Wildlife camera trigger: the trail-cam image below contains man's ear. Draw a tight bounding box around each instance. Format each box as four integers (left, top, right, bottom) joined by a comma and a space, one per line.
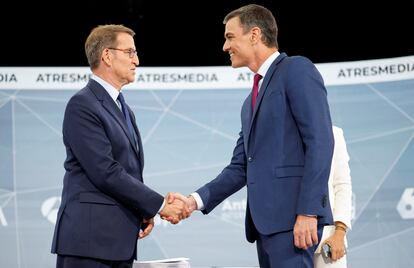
250, 26, 261, 44
101, 48, 112, 65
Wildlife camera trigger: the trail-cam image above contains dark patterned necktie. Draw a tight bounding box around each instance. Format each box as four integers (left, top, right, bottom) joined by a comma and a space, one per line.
117, 92, 135, 139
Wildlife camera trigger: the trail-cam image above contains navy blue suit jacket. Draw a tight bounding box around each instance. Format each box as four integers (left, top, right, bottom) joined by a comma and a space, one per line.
51, 79, 164, 260
196, 53, 334, 242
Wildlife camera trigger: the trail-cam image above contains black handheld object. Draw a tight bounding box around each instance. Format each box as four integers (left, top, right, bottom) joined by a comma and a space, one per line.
322, 243, 332, 259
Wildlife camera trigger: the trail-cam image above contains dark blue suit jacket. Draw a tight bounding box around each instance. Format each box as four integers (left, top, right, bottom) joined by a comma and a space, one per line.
196, 53, 334, 242
51, 79, 164, 260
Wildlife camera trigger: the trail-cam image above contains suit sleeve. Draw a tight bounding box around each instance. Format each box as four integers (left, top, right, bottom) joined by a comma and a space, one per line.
285, 57, 335, 217
196, 130, 247, 214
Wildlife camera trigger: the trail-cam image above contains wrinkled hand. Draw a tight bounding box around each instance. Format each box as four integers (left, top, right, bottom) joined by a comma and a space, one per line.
159, 193, 190, 224
323, 229, 346, 261
293, 215, 318, 249
139, 218, 154, 239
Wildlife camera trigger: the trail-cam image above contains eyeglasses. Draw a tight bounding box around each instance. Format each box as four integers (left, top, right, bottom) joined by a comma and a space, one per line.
107, 47, 137, 58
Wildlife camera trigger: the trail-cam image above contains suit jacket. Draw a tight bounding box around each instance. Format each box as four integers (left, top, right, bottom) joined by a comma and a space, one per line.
196, 53, 334, 242
51, 79, 164, 260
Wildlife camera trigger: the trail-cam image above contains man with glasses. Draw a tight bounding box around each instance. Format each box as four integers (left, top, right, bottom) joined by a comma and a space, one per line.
51, 24, 189, 268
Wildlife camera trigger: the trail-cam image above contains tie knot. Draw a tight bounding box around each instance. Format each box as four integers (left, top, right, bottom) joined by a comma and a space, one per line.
254, 74, 262, 86
117, 92, 126, 103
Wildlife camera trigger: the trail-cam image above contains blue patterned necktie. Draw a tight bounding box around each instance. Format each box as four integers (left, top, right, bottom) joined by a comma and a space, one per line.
117, 92, 135, 139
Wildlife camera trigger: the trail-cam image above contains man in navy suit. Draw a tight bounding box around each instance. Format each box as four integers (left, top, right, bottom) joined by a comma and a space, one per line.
169, 4, 334, 268
51, 24, 189, 268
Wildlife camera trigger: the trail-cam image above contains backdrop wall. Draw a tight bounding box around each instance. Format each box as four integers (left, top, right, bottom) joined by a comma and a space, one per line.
1, 55, 414, 267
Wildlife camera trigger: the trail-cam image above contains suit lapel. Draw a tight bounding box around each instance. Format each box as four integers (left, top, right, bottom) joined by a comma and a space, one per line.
241, 96, 253, 154
244, 53, 287, 152
88, 80, 141, 159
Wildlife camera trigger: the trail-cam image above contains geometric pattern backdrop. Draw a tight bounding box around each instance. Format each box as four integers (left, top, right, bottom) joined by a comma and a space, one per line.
0, 78, 413, 267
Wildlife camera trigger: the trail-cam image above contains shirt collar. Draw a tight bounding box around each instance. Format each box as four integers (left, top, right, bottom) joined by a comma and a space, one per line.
257, 51, 280, 78
91, 74, 121, 104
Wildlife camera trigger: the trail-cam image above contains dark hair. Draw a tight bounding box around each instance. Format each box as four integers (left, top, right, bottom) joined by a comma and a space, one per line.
224, 4, 278, 48
85, 24, 135, 70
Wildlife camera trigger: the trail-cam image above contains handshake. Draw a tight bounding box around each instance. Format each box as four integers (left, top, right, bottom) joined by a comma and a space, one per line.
159, 193, 197, 224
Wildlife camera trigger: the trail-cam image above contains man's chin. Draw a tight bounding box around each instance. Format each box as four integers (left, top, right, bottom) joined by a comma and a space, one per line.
231, 62, 242, 68
127, 76, 136, 83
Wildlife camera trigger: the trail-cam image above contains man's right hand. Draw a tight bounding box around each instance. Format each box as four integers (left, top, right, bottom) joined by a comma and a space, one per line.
159, 194, 191, 224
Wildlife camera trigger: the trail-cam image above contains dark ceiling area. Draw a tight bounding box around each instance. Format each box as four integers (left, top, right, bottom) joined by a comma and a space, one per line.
2, 0, 414, 67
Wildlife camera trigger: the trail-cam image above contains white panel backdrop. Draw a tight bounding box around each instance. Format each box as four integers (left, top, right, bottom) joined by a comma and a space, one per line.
0, 56, 414, 267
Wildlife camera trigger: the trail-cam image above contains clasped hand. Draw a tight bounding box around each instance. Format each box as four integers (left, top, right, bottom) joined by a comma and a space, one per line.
159, 192, 197, 224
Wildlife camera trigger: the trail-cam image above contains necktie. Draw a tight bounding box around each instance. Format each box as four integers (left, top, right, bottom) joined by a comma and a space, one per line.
251, 73, 262, 109
117, 92, 135, 139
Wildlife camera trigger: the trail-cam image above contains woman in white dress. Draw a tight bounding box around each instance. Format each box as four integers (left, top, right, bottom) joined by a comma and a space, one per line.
314, 126, 353, 268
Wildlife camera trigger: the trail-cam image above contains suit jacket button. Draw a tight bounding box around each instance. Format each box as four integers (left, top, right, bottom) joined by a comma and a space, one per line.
248, 156, 253, 162
322, 196, 328, 207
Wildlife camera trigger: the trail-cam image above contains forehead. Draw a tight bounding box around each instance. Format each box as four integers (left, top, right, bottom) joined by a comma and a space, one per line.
116, 32, 135, 46
225, 17, 244, 35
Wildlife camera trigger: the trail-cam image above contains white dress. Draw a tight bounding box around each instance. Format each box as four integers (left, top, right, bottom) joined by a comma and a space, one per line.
314, 126, 353, 268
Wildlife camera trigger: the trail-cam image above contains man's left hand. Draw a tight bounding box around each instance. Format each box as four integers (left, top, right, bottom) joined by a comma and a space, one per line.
293, 214, 318, 249
139, 218, 154, 239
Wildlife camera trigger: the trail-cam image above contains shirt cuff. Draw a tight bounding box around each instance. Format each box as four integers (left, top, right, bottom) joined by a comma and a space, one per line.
190, 193, 204, 210
157, 199, 166, 214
